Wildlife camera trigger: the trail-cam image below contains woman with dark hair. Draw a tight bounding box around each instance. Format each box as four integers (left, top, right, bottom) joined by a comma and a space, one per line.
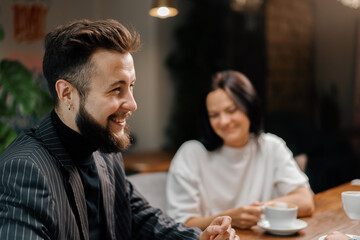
166, 70, 314, 230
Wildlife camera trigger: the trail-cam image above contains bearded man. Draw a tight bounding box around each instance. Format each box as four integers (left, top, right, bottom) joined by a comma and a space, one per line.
0, 19, 239, 240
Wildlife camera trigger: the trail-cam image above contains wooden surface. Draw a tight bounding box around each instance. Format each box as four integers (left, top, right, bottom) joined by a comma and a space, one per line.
236, 182, 360, 240
123, 151, 173, 173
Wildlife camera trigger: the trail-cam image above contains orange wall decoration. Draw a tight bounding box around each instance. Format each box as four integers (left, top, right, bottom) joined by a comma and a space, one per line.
12, 3, 49, 43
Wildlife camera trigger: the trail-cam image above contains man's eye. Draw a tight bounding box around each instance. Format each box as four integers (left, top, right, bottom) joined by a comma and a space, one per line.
112, 87, 121, 92
209, 114, 218, 118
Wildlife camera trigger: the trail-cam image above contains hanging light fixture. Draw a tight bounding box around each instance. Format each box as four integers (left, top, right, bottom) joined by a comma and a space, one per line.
337, 0, 360, 9
149, 0, 178, 19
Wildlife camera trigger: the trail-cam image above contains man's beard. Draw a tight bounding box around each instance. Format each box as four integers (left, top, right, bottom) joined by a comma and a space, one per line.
76, 103, 131, 153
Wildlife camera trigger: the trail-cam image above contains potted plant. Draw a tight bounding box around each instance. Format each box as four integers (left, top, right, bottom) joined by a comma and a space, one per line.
0, 58, 52, 153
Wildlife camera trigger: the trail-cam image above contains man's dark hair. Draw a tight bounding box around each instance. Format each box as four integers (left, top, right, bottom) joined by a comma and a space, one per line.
43, 19, 140, 106
199, 70, 263, 151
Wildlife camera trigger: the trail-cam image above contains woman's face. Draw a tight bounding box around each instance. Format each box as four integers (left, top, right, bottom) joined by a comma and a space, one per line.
206, 89, 250, 148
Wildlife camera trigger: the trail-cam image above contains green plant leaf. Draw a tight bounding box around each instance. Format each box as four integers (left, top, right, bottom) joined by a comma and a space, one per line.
0, 122, 18, 153
0, 59, 52, 154
0, 59, 42, 116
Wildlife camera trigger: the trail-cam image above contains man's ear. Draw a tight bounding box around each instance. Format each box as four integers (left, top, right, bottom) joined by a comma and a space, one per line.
55, 79, 75, 106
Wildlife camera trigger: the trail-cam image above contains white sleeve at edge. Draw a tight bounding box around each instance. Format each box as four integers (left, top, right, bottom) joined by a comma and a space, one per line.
166, 141, 203, 223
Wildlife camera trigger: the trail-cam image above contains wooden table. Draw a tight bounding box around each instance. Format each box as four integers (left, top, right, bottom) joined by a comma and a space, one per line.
236, 182, 360, 240
123, 151, 173, 174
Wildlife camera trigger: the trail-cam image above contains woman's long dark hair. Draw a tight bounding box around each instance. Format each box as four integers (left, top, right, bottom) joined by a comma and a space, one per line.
198, 70, 263, 151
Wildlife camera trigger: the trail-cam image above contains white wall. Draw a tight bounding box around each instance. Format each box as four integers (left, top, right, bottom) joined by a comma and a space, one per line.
0, 0, 178, 152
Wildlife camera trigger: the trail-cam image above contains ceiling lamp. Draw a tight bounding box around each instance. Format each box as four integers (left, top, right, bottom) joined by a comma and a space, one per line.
338, 0, 360, 9
149, 0, 178, 19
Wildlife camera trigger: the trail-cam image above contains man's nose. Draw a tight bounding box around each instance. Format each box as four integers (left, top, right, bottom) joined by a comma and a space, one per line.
122, 91, 137, 112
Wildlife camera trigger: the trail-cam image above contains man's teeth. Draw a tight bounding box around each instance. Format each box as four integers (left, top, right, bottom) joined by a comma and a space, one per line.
113, 119, 125, 123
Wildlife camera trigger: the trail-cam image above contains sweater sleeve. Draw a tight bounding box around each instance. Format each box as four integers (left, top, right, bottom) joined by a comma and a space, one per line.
267, 134, 311, 196
166, 141, 205, 223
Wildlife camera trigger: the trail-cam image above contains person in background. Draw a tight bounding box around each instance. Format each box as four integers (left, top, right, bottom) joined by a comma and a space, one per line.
166, 70, 315, 230
324, 231, 352, 240
0, 19, 239, 240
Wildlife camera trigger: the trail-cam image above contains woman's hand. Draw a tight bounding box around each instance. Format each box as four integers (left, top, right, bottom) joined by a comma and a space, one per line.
199, 216, 240, 240
186, 202, 263, 230
269, 186, 315, 217
225, 202, 263, 229
324, 231, 351, 240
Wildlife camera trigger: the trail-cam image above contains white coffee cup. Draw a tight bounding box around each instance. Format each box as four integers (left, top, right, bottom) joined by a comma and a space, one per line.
263, 202, 298, 228
342, 191, 360, 220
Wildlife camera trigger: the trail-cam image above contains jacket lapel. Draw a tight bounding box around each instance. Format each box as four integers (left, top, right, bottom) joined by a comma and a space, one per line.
37, 114, 89, 240
67, 168, 89, 240
93, 152, 115, 240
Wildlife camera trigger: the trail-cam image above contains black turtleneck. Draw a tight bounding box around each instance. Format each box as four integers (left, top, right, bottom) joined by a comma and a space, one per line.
51, 110, 106, 240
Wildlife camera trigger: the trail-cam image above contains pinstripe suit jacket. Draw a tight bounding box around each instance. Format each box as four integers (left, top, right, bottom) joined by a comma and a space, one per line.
0, 115, 201, 240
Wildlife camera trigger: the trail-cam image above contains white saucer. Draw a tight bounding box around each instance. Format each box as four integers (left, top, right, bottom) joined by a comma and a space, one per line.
318, 234, 360, 240
257, 219, 308, 236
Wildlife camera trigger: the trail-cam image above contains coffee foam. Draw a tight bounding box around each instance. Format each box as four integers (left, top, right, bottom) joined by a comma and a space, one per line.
267, 202, 297, 209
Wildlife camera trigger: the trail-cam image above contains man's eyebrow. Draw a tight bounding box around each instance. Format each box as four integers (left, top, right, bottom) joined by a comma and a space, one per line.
108, 80, 127, 89
107, 78, 136, 90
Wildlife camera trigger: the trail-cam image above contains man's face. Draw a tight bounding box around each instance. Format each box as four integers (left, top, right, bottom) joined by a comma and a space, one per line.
75, 49, 137, 153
